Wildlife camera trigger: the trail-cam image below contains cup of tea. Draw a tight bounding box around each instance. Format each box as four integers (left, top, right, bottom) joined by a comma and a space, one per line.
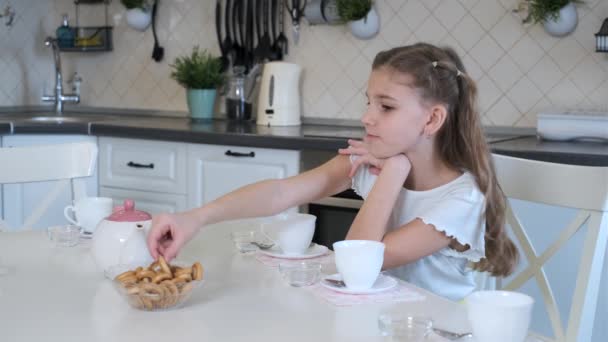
333, 240, 385, 291
261, 213, 316, 255
466, 290, 534, 342
64, 197, 113, 233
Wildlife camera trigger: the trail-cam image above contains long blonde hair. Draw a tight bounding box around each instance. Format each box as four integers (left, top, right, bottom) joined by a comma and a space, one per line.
372, 43, 518, 276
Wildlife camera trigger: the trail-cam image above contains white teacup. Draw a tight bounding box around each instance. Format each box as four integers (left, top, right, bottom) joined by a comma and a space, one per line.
333, 240, 385, 291
64, 197, 113, 233
261, 213, 316, 255
466, 290, 534, 342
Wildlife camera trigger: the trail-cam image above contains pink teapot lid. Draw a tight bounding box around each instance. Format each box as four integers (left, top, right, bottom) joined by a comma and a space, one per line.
106, 199, 152, 222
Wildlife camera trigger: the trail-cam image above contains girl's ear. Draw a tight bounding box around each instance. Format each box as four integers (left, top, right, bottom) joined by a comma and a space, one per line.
424, 104, 448, 136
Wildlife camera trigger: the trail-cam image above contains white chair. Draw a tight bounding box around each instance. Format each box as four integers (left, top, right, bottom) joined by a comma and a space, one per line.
0, 142, 97, 231
493, 153, 608, 342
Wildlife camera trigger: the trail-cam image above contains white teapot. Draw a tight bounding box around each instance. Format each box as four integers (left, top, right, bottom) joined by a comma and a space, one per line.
91, 199, 154, 273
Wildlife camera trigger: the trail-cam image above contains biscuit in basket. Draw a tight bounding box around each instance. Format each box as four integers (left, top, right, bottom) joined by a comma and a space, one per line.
113, 258, 204, 310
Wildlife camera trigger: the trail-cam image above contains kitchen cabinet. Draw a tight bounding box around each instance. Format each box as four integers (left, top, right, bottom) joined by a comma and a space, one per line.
1, 134, 98, 230
187, 144, 300, 210
98, 137, 300, 216
98, 137, 187, 215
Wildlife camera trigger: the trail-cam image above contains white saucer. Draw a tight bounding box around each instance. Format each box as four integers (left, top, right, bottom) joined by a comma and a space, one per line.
460, 334, 542, 342
320, 273, 398, 294
259, 243, 329, 259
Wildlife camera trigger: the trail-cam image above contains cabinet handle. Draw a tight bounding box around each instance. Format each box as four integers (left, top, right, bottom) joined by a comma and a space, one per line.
225, 150, 255, 158
127, 161, 155, 169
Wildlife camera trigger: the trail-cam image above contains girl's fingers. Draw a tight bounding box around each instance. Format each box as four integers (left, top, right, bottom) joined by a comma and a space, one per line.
347, 139, 364, 147
370, 166, 381, 175
349, 156, 369, 177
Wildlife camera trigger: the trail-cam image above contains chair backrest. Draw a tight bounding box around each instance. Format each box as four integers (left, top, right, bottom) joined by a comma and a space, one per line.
0, 142, 97, 230
493, 153, 608, 342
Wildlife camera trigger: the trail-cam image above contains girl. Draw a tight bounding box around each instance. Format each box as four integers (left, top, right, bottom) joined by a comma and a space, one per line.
147, 42, 518, 301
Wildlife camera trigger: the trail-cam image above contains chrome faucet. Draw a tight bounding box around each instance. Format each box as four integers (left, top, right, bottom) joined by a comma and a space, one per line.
42, 37, 81, 115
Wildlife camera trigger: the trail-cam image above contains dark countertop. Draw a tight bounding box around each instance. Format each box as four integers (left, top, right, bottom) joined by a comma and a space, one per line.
0, 110, 605, 166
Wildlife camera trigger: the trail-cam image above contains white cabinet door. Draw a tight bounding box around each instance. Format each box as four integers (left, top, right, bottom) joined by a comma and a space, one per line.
187, 144, 299, 209
1, 135, 98, 230
100, 187, 187, 215
99, 137, 187, 195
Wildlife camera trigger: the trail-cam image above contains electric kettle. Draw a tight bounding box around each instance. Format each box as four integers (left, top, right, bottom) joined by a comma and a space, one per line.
256, 62, 302, 126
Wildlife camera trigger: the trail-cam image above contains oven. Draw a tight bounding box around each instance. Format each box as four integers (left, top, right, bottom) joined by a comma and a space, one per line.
308, 188, 362, 250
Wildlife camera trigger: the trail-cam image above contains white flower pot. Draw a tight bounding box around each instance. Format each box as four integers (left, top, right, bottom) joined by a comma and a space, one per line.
349, 6, 380, 40
543, 2, 578, 37
126, 8, 152, 31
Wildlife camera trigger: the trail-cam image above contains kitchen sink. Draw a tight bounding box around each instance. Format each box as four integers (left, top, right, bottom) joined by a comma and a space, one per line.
0, 114, 111, 124
22, 116, 94, 123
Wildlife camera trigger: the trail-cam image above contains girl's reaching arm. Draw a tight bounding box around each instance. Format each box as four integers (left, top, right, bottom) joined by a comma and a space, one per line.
148, 154, 353, 260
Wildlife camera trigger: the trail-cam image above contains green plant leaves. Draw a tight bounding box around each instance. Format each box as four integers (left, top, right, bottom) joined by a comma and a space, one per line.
169, 46, 225, 90
336, 0, 372, 22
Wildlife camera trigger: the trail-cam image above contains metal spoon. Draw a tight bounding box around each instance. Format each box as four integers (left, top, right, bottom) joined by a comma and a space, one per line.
432, 327, 473, 340
322, 278, 346, 287
251, 241, 274, 249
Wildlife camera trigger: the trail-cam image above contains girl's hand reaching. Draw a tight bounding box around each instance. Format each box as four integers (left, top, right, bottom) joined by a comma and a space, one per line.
147, 211, 201, 262
338, 139, 385, 177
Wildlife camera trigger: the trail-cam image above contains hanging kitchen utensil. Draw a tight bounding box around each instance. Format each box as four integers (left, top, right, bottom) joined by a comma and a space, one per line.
215, 0, 229, 71
223, 0, 236, 67
254, 0, 272, 63
286, 0, 306, 44
231, 0, 240, 65
245, 0, 255, 70
151, 0, 164, 62
268, 0, 281, 60
274, 0, 288, 55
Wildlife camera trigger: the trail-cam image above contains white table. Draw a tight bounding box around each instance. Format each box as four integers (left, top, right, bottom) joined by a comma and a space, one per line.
0, 221, 469, 342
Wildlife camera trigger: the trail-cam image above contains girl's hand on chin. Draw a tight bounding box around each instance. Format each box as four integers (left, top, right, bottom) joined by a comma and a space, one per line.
384, 154, 412, 177
338, 139, 385, 177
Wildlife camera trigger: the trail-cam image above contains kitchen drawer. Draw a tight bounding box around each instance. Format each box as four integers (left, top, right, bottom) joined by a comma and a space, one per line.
99, 137, 187, 194
187, 144, 299, 208
100, 187, 188, 214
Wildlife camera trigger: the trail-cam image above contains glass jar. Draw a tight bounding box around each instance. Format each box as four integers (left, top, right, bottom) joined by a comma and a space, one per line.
225, 66, 252, 121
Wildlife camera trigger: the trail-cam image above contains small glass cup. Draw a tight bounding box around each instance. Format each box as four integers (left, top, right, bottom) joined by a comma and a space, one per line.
47, 225, 82, 247
378, 313, 433, 341
230, 231, 257, 253
278, 261, 322, 287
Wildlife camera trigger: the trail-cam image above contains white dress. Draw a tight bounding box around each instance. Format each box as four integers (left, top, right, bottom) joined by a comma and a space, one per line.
351, 158, 486, 301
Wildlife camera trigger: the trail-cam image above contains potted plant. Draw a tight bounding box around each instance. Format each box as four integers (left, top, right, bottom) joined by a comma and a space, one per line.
170, 46, 225, 121
526, 0, 583, 37
336, 0, 379, 40
121, 0, 152, 31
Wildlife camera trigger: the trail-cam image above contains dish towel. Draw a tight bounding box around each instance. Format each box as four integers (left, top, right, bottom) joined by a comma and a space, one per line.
255, 251, 334, 267
307, 279, 425, 306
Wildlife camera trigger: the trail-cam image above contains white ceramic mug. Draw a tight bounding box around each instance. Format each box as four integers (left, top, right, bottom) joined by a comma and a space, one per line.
64, 197, 113, 233
333, 240, 385, 291
261, 213, 316, 255
466, 290, 534, 342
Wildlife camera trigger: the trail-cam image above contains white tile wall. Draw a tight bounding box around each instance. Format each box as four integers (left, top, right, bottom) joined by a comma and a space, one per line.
0, 0, 607, 126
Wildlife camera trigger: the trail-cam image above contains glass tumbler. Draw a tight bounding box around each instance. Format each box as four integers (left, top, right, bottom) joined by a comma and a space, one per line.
378, 313, 433, 341
230, 231, 257, 253
278, 261, 322, 287
47, 225, 82, 247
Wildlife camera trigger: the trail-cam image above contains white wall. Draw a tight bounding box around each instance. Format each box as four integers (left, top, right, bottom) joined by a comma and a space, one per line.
0, 0, 607, 126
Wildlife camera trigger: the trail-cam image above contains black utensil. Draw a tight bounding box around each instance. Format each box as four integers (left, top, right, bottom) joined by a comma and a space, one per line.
223, 0, 235, 66
274, 0, 288, 56
232, 0, 244, 66
151, 0, 164, 62
215, 0, 228, 70
268, 0, 281, 60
